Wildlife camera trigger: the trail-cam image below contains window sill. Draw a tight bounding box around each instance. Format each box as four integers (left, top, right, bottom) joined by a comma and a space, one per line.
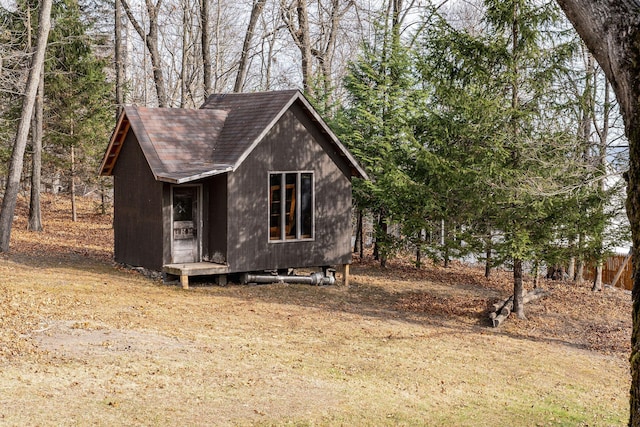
268, 238, 315, 244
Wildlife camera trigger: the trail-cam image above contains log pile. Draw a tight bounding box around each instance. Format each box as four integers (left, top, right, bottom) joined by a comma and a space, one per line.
489, 288, 547, 327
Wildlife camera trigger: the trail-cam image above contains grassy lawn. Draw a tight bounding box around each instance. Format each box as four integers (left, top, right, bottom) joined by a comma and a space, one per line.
0, 196, 630, 426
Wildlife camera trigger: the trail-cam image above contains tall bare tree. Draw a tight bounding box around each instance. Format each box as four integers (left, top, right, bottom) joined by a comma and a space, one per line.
281, 0, 313, 95
114, 0, 126, 116
311, 0, 353, 109
28, 69, 44, 232
120, 0, 168, 107
553, 1, 640, 423
234, 0, 267, 92
200, 0, 212, 98
180, 0, 198, 107
0, 0, 52, 252
591, 67, 614, 292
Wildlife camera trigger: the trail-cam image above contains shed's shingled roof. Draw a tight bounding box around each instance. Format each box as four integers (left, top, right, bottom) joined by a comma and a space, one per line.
99, 90, 368, 183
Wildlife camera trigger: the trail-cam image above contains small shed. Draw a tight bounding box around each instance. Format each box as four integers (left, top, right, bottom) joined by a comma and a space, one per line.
99, 90, 367, 287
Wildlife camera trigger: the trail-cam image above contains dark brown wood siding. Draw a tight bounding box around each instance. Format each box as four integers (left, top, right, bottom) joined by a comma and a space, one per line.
161, 183, 171, 266
112, 131, 164, 270
205, 174, 228, 263
226, 103, 353, 273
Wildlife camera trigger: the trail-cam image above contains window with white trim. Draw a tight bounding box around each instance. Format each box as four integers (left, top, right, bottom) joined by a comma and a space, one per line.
269, 172, 313, 241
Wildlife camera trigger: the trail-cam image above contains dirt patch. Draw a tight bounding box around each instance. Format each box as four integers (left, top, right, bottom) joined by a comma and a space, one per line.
34, 320, 188, 359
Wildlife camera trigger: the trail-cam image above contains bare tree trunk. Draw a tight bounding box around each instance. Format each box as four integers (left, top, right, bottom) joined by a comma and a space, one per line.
373, 209, 388, 268
180, 0, 190, 108
114, 0, 125, 117
575, 257, 584, 285
485, 238, 492, 278
380, 217, 388, 269
28, 68, 44, 232
261, 22, 278, 90
441, 219, 449, 268
353, 208, 361, 254
574, 234, 584, 284
415, 231, 421, 268
99, 179, 107, 215
591, 52, 611, 294
576, 50, 595, 288
373, 215, 379, 261
309, 0, 351, 110
567, 256, 575, 281
234, 0, 267, 93
592, 261, 603, 292
0, 0, 52, 252
296, 0, 312, 95
512, 258, 525, 319
200, 0, 211, 98
70, 145, 77, 222
121, 0, 168, 107
281, 0, 313, 96
213, 1, 221, 91
358, 211, 364, 259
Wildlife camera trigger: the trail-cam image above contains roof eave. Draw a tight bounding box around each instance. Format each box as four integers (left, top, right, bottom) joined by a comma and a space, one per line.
156, 166, 233, 184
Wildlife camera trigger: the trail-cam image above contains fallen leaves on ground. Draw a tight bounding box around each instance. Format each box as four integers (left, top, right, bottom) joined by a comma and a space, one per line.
353, 254, 631, 357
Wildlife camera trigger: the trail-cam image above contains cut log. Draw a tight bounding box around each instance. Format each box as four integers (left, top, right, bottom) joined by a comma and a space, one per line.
523, 288, 547, 303
492, 313, 509, 328
492, 295, 513, 312
489, 288, 548, 328
500, 302, 512, 316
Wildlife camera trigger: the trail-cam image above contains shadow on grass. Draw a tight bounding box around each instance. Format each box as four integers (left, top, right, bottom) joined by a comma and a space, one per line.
3, 248, 627, 357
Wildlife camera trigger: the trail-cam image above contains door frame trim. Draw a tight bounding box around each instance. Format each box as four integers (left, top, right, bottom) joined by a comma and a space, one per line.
170, 184, 203, 263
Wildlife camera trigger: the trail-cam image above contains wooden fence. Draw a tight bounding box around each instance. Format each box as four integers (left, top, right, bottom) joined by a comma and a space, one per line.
584, 253, 633, 290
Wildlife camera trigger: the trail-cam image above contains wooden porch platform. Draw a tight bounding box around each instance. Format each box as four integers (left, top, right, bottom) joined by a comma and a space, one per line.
163, 262, 230, 289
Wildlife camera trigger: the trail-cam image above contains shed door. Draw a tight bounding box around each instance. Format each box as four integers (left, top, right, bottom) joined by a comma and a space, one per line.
171, 186, 200, 263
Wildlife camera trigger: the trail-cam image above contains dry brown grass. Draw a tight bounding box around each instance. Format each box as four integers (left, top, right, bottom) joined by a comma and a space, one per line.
0, 194, 630, 426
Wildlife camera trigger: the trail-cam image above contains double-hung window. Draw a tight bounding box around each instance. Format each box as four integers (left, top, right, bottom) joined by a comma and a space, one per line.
269, 172, 313, 241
